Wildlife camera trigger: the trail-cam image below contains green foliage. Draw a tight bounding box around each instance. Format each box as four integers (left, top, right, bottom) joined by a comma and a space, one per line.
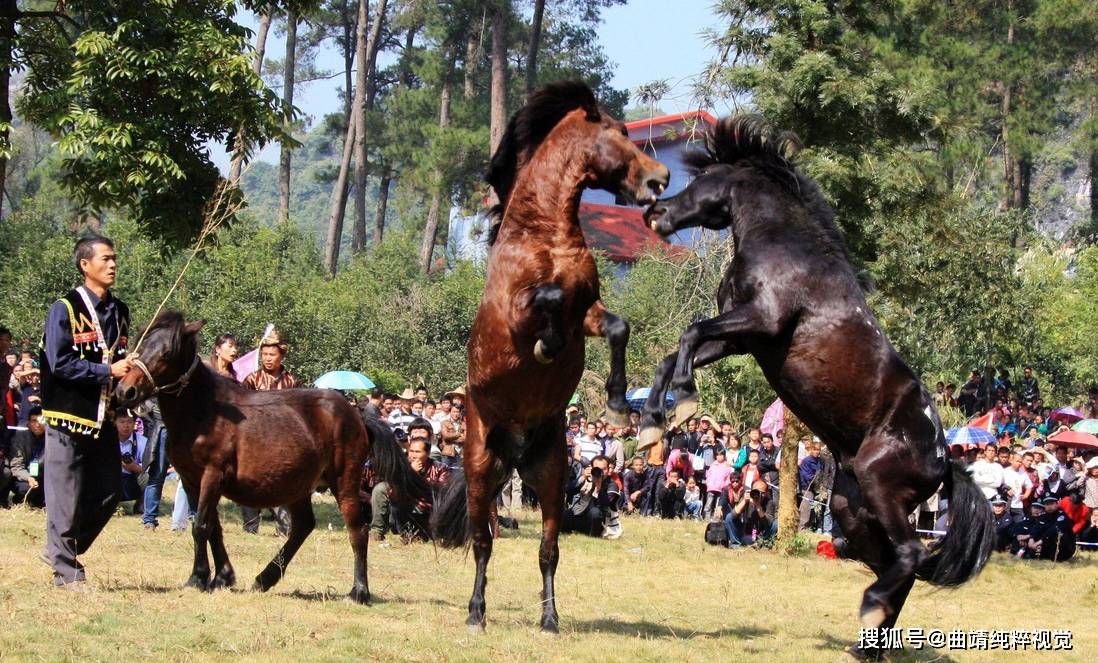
16, 0, 288, 246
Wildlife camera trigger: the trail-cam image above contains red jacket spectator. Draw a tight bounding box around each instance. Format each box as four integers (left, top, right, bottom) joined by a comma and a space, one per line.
1058, 496, 1089, 535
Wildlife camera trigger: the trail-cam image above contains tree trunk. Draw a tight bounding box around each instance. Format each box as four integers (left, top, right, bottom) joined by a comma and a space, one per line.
341, 0, 355, 122
419, 74, 453, 272
775, 415, 804, 550
277, 12, 298, 223
351, 0, 388, 253
489, 1, 509, 155
324, 0, 370, 275
0, 0, 15, 220
524, 0, 545, 97
227, 10, 272, 184
1000, 20, 1015, 210
374, 165, 391, 244
463, 18, 482, 100
1091, 149, 1098, 225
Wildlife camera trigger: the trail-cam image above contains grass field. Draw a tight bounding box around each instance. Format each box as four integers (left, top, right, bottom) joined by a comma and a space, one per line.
1, 482, 1095, 662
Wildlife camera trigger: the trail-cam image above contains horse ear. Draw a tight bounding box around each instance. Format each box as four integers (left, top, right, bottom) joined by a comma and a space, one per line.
184, 320, 206, 336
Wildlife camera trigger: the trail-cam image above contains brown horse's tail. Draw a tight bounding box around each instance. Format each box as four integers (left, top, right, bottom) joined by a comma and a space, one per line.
362, 415, 430, 508
431, 470, 471, 549
915, 460, 994, 587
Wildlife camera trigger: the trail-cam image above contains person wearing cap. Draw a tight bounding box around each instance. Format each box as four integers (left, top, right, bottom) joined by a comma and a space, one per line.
240, 328, 296, 535
387, 388, 416, 430
1024, 496, 1076, 561
989, 496, 1013, 552
443, 385, 465, 410
1010, 500, 1045, 556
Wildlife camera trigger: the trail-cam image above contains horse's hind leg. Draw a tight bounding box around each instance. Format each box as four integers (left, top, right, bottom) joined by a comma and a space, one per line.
848, 450, 930, 660
253, 496, 316, 592
464, 416, 509, 632
583, 300, 631, 427
338, 488, 370, 604
531, 283, 566, 364
518, 416, 568, 633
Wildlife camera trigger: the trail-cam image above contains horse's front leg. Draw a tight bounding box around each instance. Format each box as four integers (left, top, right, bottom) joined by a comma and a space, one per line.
669, 304, 772, 424
529, 283, 566, 364
184, 472, 221, 590
583, 300, 630, 427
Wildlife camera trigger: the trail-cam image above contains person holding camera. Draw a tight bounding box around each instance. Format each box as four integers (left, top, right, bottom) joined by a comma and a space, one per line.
563, 455, 620, 537
656, 468, 687, 519
115, 411, 147, 513
722, 479, 776, 547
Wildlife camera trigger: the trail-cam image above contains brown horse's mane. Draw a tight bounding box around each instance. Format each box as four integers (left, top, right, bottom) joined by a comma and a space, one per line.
143, 310, 187, 352
485, 80, 601, 245
688, 115, 868, 289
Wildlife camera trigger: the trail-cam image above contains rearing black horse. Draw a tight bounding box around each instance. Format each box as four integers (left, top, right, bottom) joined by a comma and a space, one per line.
638, 116, 993, 659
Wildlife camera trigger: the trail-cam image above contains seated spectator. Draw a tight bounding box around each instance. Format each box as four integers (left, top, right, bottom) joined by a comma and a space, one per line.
563, 454, 621, 537
370, 418, 450, 542
116, 410, 147, 513
622, 456, 648, 514
8, 406, 46, 507
704, 449, 733, 519
1010, 501, 1045, 556
1058, 492, 1089, 535
1077, 509, 1098, 548
722, 479, 776, 547
1023, 496, 1076, 562
656, 469, 686, 519
990, 496, 1013, 552
683, 476, 703, 519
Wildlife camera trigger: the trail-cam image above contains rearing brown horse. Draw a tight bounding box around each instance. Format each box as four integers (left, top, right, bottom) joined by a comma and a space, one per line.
432, 81, 669, 633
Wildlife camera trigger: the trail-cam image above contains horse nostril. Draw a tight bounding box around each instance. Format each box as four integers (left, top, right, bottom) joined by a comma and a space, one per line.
646, 178, 667, 196
123, 386, 137, 402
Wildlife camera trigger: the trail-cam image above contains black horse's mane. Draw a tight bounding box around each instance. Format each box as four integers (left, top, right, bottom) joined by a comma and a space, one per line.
688, 115, 866, 287
485, 80, 601, 245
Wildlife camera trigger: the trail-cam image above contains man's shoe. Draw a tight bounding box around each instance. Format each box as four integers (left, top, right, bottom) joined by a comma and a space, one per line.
143, 523, 158, 531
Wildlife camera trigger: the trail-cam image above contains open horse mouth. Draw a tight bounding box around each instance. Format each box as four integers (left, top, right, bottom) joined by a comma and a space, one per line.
643, 203, 669, 234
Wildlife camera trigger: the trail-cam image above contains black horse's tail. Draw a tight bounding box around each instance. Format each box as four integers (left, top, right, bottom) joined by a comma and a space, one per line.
362, 415, 429, 506
431, 470, 471, 549
916, 460, 994, 587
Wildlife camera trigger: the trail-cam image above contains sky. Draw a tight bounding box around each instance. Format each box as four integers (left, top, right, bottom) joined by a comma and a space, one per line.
215, 0, 725, 170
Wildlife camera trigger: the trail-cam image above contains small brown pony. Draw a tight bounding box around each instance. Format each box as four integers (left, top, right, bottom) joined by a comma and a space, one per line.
432, 81, 669, 633
114, 311, 424, 603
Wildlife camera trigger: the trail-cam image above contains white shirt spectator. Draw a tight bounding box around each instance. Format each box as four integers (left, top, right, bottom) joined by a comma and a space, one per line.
576, 435, 603, 462
119, 433, 148, 476
1002, 466, 1033, 510
969, 458, 1005, 500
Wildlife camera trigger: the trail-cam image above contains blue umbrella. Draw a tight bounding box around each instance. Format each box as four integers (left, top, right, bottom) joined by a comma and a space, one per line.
314, 371, 376, 391
626, 387, 674, 412
945, 426, 997, 447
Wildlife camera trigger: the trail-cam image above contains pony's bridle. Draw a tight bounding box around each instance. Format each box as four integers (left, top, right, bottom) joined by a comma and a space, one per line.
131, 354, 201, 396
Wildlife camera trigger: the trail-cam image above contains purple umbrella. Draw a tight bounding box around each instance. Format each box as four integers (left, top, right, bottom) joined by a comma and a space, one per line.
1050, 407, 1085, 425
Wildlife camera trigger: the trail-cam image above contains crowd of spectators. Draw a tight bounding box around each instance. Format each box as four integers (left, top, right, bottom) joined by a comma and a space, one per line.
4, 321, 1097, 561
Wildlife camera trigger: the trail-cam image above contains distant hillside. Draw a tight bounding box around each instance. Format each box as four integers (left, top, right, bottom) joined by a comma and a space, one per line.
239, 127, 387, 254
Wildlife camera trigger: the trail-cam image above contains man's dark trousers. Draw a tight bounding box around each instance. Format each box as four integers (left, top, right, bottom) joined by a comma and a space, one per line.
44, 424, 122, 585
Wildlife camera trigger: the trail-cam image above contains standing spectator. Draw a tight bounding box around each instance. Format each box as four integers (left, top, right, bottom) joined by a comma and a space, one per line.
740, 448, 762, 489
798, 442, 824, 530
757, 433, 780, 491
1083, 457, 1098, 512
139, 402, 171, 530
0, 326, 14, 500
444, 386, 465, 410
968, 443, 1005, 500
240, 329, 296, 536
1019, 366, 1040, 405
574, 422, 603, 463
733, 428, 763, 469
206, 333, 239, 380
40, 233, 134, 589
438, 405, 464, 470
1001, 452, 1034, 523
682, 418, 701, 453
8, 406, 47, 507
603, 428, 625, 474
704, 449, 733, 519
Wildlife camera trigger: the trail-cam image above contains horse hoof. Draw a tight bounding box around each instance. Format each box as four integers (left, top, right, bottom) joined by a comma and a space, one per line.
467, 622, 486, 635
673, 396, 699, 425
209, 571, 236, 590
540, 618, 560, 634
636, 426, 663, 451
183, 575, 209, 591
606, 408, 630, 428
349, 587, 371, 605
533, 340, 554, 364
845, 644, 882, 661
252, 579, 271, 593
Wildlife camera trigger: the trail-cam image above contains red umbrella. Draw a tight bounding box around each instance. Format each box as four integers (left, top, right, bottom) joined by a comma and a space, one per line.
1047, 429, 1098, 451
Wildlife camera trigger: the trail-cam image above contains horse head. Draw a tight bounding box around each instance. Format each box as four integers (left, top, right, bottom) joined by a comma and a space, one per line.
644, 115, 801, 236
114, 311, 204, 407
581, 111, 669, 206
